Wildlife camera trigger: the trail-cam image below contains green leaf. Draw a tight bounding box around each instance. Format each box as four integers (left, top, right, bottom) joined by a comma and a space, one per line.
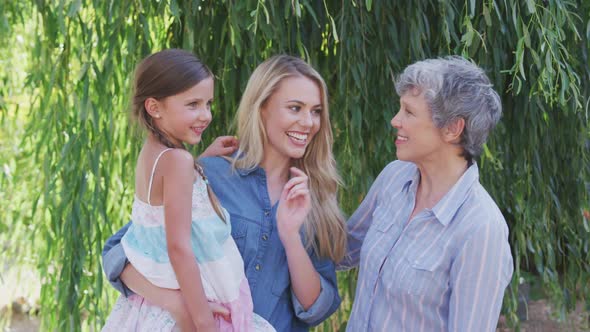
526, 0, 536, 14
67, 0, 82, 17
483, 4, 492, 27
169, 0, 181, 18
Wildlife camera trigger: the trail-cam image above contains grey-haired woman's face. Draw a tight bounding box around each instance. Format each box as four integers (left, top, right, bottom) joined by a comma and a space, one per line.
391, 89, 445, 163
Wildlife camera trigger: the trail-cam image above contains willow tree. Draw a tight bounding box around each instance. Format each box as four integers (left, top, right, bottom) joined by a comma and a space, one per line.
1, 0, 588, 330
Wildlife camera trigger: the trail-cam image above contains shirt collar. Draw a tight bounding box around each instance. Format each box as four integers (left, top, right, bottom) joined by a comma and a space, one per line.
236, 166, 260, 176
226, 151, 261, 177
402, 162, 480, 226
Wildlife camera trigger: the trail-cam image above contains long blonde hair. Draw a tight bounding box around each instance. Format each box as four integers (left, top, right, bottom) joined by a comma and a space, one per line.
232, 55, 346, 261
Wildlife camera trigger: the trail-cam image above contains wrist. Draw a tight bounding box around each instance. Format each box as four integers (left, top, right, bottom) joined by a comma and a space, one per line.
279, 232, 303, 250
193, 314, 216, 330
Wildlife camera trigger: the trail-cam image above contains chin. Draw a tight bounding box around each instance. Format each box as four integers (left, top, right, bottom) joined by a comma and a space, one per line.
395, 151, 411, 162
283, 151, 304, 160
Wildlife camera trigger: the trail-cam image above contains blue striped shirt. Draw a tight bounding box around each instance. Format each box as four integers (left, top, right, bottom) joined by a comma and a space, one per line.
339, 160, 513, 331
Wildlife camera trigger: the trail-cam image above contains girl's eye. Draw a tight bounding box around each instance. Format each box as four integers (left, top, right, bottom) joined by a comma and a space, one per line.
312, 108, 322, 115
289, 105, 301, 112
188, 102, 198, 108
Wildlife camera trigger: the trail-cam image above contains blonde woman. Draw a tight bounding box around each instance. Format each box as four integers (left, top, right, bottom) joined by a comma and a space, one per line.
102, 55, 347, 331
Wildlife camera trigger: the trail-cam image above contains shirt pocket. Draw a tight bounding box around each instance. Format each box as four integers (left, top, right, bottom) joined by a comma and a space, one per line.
229, 215, 248, 255
271, 249, 291, 298
400, 251, 449, 298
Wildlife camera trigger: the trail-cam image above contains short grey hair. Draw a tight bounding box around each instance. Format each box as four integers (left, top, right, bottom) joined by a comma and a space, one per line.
394, 56, 502, 160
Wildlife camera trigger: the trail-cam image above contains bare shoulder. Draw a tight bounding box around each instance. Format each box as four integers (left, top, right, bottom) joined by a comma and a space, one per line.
159, 149, 195, 177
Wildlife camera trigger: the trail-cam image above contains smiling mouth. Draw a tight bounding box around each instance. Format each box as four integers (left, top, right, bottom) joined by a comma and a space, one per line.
286, 131, 309, 142
191, 126, 207, 134
397, 135, 408, 141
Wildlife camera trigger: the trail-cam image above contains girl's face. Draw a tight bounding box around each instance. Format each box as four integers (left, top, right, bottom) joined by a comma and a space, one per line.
155, 77, 214, 146
261, 75, 322, 163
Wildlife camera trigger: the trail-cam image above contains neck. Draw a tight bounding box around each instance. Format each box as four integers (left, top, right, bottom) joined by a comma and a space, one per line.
260, 152, 291, 184
414, 152, 469, 208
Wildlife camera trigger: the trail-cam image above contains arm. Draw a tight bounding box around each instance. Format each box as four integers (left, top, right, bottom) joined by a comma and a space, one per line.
338, 165, 389, 270
163, 150, 216, 331
277, 168, 320, 310
277, 167, 340, 325
198, 136, 238, 158
290, 253, 340, 326
120, 265, 196, 332
116, 263, 230, 330
101, 222, 133, 296
448, 219, 514, 331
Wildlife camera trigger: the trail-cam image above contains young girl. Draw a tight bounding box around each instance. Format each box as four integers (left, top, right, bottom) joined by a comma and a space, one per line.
102, 49, 276, 332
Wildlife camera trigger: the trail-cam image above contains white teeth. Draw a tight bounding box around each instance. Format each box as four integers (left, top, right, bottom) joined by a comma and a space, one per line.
397, 136, 408, 141
287, 132, 308, 141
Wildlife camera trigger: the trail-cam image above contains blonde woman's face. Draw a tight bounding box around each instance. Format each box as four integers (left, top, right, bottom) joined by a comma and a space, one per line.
261, 75, 322, 162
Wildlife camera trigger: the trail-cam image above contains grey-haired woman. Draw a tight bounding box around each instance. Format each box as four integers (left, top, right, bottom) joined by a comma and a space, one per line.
340, 56, 513, 331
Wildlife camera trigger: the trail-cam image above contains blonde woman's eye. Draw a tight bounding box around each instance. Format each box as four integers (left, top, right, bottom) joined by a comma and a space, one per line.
289, 105, 301, 112
312, 108, 322, 115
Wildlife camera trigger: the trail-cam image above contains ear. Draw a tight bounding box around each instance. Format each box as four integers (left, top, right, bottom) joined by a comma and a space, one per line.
443, 118, 465, 144
144, 97, 162, 119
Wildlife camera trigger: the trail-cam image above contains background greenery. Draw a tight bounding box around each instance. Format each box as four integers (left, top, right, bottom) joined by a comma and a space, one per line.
1, 0, 589, 330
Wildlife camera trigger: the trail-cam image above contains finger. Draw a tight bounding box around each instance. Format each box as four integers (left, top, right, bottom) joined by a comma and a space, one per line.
215, 312, 232, 322
220, 145, 237, 155
283, 176, 308, 193
289, 167, 308, 179
286, 183, 309, 198
287, 188, 310, 201
209, 302, 229, 315
209, 303, 231, 322
219, 136, 238, 147
286, 182, 309, 197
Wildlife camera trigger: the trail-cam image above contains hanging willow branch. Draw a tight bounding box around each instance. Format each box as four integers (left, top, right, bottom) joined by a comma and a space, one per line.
1, 0, 588, 330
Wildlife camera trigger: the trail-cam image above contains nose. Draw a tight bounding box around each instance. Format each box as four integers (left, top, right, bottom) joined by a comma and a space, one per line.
199, 106, 212, 123
391, 112, 401, 128
299, 110, 313, 127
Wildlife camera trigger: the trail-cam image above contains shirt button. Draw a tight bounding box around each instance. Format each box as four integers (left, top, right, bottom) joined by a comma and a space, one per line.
255, 264, 261, 271
262, 234, 268, 241
264, 211, 270, 216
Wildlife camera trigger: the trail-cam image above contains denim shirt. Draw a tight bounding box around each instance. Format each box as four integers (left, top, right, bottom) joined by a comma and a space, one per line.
101, 156, 341, 331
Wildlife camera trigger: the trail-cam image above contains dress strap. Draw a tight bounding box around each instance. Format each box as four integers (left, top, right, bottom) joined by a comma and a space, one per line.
147, 148, 174, 205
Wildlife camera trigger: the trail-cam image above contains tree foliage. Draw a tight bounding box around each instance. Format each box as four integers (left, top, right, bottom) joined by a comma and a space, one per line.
1, 0, 589, 330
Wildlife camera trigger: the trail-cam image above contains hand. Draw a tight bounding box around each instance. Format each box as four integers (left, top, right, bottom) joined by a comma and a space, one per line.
209, 302, 231, 323
199, 136, 238, 158
276, 167, 311, 245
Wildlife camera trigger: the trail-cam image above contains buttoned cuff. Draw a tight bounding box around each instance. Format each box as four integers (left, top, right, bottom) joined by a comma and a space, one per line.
102, 242, 135, 297
291, 276, 335, 326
